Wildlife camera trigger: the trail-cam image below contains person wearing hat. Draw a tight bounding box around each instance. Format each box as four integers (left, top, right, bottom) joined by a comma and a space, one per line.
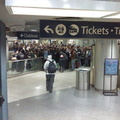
44, 55, 57, 93
59, 54, 66, 72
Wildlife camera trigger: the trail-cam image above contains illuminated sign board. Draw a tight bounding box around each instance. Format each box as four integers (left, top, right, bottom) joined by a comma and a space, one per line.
104, 59, 119, 75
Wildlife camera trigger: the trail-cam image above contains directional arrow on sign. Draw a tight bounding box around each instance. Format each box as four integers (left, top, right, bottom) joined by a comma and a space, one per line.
44, 25, 54, 34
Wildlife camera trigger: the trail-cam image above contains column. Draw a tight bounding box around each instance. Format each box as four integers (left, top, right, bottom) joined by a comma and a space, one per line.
94, 39, 119, 90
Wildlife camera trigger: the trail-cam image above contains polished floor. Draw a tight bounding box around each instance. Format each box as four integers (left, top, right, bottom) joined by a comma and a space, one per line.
8, 70, 120, 120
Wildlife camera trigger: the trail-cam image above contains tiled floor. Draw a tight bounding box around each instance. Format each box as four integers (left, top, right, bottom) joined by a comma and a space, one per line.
8, 70, 76, 103
8, 70, 120, 120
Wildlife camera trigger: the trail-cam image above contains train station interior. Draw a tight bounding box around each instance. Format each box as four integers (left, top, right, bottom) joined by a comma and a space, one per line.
1, 0, 120, 120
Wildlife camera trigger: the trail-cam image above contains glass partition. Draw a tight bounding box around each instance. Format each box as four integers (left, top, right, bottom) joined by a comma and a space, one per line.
7, 57, 43, 78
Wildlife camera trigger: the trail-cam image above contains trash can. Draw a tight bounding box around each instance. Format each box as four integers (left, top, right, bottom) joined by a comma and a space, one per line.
76, 67, 90, 90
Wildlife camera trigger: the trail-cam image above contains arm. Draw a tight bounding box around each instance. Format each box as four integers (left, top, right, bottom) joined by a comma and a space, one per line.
44, 61, 49, 71
53, 60, 57, 68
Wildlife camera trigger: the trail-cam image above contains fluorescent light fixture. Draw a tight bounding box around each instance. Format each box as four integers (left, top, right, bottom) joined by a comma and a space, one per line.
63, 4, 71, 8
63, 0, 68, 2
11, 7, 116, 18
104, 14, 120, 19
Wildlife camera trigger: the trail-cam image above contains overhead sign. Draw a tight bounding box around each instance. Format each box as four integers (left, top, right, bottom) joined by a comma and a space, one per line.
40, 20, 120, 38
104, 59, 119, 75
17, 32, 39, 39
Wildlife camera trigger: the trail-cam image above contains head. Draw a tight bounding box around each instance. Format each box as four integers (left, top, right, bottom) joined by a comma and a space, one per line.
60, 55, 64, 58
47, 55, 52, 60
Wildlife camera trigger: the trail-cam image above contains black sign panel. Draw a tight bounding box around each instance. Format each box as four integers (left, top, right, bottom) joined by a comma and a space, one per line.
104, 58, 119, 75
17, 32, 39, 39
40, 20, 120, 38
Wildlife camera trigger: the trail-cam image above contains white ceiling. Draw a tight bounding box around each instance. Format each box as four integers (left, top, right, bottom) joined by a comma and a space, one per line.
1, 0, 120, 33
0, 0, 54, 32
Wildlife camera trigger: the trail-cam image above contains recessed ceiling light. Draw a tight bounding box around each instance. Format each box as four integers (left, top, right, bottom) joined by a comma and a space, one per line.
10, 7, 117, 18
104, 14, 120, 19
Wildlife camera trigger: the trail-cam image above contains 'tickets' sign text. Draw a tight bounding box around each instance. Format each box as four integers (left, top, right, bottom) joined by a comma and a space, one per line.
40, 20, 120, 38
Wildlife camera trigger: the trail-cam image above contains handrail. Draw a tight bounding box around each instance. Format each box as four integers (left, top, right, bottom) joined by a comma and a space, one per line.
8, 57, 43, 63
7, 57, 43, 78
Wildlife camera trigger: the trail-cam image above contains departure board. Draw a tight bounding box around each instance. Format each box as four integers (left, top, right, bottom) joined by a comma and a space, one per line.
104, 59, 119, 75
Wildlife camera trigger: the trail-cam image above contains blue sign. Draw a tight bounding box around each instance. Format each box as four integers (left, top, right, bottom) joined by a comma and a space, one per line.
104, 59, 119, 75
40, 20, 120, 38
17, 32, 39, 39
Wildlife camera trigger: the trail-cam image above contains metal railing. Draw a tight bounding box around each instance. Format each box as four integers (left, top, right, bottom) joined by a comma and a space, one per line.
7, 57, 43, 78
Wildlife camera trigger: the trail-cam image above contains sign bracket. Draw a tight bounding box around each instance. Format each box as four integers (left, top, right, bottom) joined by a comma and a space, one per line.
103, 75, 118, 96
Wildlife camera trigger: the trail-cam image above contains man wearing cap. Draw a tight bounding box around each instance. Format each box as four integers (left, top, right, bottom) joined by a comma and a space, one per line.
59, 54, 66, 72
44, 55, 57, 93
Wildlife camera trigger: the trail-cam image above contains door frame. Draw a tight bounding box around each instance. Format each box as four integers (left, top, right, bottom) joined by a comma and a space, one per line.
0, 21, 8, 120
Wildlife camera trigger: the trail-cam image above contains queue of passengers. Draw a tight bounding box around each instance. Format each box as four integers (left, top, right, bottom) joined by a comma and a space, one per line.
11, 42, 92, 72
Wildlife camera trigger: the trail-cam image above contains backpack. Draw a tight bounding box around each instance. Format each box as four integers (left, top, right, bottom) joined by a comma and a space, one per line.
48, 60, 56, 73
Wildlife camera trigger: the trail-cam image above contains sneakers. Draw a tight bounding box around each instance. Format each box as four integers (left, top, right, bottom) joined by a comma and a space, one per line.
49, 90, 52, 93
46, 88, 52, 93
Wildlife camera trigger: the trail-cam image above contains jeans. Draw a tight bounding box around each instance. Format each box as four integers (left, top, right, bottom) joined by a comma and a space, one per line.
46, 74, 55, 92
84, 57, 89, 67
71, 59, 76, 70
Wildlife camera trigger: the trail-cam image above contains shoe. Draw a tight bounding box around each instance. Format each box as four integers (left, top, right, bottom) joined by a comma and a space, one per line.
49, 90, 52, 93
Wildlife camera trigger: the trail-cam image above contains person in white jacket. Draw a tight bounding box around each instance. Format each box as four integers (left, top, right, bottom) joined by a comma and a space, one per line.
44, 55, 57, 93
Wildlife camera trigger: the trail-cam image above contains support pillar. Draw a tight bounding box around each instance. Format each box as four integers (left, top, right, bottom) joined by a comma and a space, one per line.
94, 39, 119, 90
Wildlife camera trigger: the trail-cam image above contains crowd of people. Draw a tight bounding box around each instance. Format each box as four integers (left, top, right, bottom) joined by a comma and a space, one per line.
10, 41, 92, 72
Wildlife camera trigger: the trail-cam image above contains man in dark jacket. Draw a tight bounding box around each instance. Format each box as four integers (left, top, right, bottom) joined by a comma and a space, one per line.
59, 54, 66, 72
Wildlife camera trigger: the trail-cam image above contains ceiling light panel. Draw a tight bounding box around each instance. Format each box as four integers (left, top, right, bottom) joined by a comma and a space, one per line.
11, 7, 116, 18
104, 14, 120, 18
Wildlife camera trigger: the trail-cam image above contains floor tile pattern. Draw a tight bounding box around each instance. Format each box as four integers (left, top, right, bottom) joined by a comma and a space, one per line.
8, 70, 120, 120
